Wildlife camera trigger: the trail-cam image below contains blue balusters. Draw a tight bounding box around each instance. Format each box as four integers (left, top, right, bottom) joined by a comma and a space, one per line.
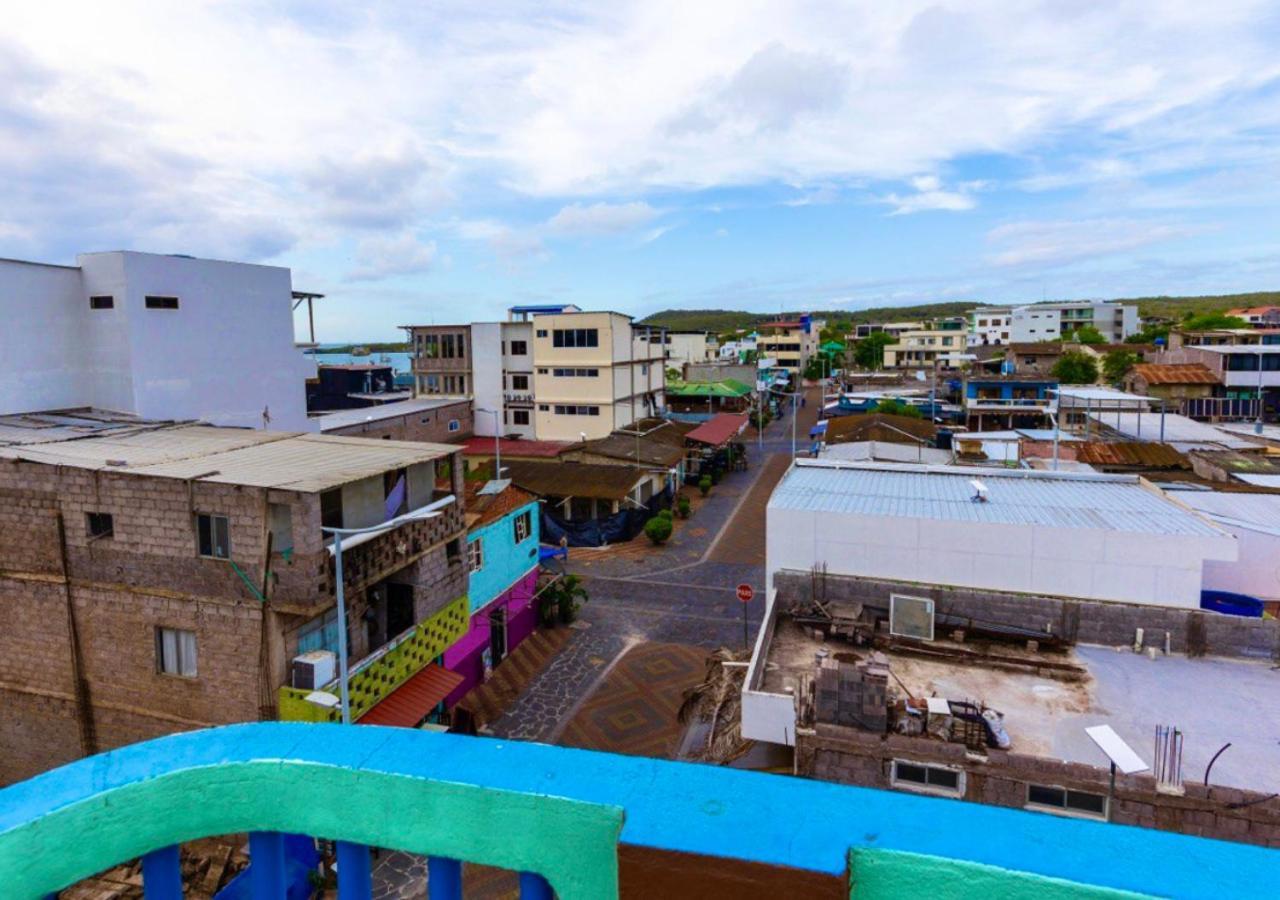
248, 831, 286, 898
335, 841, 373, 899
427, 855, 462, 899
141, 845, 183, 900
519, 871, 554, 899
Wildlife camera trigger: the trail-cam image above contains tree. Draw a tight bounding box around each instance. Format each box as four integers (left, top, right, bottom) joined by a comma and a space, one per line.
873, 399, 923, 419
803, 357, 827, 381
1181, 312, 1250, 331
1070, 325, 1106, 344
1051, 350, 1100, 385
1102, 349, 1140, 384
1127, 323, 1168, 344
853, 332, 894, 369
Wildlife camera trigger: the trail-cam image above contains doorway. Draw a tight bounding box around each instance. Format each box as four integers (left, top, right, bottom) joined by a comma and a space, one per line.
488, 607, 508, 667
386, 583, 415, 640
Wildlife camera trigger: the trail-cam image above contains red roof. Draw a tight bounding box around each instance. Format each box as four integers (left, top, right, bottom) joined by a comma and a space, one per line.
461, 437, 570, 458
357, 664, 464, 727
685, 413, 749, 446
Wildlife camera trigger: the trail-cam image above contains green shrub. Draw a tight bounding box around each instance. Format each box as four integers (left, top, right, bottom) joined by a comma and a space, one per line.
698, 475, 713, 496
677, 497, 692, 519
657, 508, 673, 521
644, 516, 674, 545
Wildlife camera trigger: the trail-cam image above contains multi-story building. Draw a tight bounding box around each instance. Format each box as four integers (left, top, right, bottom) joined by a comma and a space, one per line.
1162, 344, 1280, 421
718, 332, 758, 361
967, 306, 1013, 346
405, 306, 666, 442
756, 316, 819, 378
0, 251, 314, 430
1226, 306, 1280, 328
0, 410, 469, 784
882, 328, 968, 370
854, 321, 924, 340
1007, 300, 1138, 343
659, 331, 718, 365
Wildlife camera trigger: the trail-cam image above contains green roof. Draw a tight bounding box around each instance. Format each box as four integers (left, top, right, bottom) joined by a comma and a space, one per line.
667, 378, 754, 398
820, 340, 847, 353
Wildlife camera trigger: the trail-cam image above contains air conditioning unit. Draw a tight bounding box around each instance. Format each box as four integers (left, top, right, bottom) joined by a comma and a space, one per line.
292, 650, 337, 690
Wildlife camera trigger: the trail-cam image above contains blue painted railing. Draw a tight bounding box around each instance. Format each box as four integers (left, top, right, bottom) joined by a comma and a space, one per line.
2, 723, 1278, 898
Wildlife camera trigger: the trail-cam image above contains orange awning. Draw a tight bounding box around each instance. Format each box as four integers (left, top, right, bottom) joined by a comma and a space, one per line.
357, 664, 464, 728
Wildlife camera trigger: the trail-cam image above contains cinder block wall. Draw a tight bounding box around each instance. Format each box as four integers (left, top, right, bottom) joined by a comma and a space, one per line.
774, 570, 1280, 660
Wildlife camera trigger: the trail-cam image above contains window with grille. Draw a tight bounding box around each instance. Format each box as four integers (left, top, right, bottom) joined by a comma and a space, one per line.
513, 510, 533, 543
468, 538, 484, 573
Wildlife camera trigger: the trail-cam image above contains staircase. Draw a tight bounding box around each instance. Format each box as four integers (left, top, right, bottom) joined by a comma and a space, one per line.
457, 627, 572, 727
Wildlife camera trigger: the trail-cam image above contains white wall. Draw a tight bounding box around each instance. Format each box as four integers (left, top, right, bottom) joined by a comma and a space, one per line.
765, 504, 1235, 608
1200, 525, 1280, 603
471, 322, 503, 436
0, 260, 89, 413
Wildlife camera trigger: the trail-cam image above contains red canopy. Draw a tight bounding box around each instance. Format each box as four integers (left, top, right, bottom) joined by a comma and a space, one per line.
357, 664, 464, 728
685, 413, 749, 447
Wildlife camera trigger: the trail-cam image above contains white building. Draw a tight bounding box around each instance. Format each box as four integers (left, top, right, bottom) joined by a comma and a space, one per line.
0, 251, 313, 430
1177, 492, 1280, 606
967, 306, 1013, 346
1007, 301, 1138, 343
719, 333, 758, 362
763, 460, 1235, 605
661, 331, 717, 365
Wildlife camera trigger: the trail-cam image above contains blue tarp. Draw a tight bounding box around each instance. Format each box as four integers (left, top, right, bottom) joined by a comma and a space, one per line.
539, 487, 672, 548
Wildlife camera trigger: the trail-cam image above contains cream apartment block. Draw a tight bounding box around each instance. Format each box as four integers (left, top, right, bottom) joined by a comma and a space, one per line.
757, 317, 819, 377
883, 328, 969, 370
405, 307, 665, 442
531, 311, 666, 441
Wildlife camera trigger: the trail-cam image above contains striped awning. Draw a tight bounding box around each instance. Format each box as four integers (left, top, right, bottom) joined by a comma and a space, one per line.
357, 664, 464, 728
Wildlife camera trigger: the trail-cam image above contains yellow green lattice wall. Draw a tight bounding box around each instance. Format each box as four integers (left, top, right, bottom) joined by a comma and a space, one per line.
278, 595, 470, 723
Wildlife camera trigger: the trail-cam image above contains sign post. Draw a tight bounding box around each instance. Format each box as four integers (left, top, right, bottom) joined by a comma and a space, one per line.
736, 583, 754, 651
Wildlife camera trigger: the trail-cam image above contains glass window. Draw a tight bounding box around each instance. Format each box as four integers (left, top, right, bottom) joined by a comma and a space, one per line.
511, 374, 530, 390
510, 340, 527, 355
468, 538, 484, 573
536, 329, 548, 338
155, 626, 197, 676
514, 510, 532, 543
891, 760, 963, 796
196, 514, 230, 559
89, 295, 114, 310
448, 419, 460, 432
144, 296, 179, 310
512, 410, 530, 425
1026, 784, 1107, 819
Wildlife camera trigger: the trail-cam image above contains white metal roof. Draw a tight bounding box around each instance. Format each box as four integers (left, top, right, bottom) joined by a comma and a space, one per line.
1179, 491, 1280, 535
1190, 344, 1280, 353
1087, 412, 1259, 449
0, 424, 457, 492
318, 397, 467, 432
1055, 386, 1156, 404
769, 460, 1226, 536
1234, 473, 1280, 488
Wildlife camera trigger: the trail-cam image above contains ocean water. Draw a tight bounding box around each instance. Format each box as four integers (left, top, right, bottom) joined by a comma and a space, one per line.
308, 351, 414, 373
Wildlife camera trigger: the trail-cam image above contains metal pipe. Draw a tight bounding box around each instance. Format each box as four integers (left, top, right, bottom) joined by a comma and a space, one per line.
333, 530, 351, 725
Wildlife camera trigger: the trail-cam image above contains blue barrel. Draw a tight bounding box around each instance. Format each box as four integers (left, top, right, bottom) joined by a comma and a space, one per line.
1199, 590, 1265, 618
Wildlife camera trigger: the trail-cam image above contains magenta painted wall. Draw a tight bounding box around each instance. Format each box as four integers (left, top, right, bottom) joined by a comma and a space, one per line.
444, 568, 539, 706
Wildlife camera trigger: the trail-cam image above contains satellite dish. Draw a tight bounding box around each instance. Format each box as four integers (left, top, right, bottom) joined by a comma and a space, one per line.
970, 479, 989, 502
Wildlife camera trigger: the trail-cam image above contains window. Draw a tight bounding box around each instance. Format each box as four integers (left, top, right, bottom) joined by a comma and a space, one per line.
89, 295, 114, 310
552, 328, 599, 348
448, 419, 460, 432
537, 368, 548, 374
145, 296, 179, 310
512, 410, 530, 426
890, 594, 934, 640
553, 405, 600, 416
297, 609, 339, 655
196, 514, 230, 559
1026, 784, 1107, 820
422, 334, 440, 358
510, 340, 527, 355
513, 509, 532, 543
511, 374, 530, 390
155, 626, 197, 677
86, 511, 114, 539
468, 538, 484, 573
536, 329, 548, 338
320, 489, 344, 530
538, 404, 549, 411
446, 538, 462, 565
891, 760, 963, 797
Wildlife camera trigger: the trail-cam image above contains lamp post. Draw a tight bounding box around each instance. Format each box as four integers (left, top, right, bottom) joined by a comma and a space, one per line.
1256, 348, 1265, 435
476, 407, 503, 478
321, 498, 452, 724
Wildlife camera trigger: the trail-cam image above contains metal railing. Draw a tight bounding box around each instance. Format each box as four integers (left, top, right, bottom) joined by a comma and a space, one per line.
1, 723, 1276, 898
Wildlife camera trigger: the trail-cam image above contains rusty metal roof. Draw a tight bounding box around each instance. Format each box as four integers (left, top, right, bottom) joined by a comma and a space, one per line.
1130, 363, 1220, 386
1073, 442, 1189, 468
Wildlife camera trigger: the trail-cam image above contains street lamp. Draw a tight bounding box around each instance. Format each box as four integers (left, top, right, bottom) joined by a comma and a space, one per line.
475, 407, 504, 478
321, 497, 453, 724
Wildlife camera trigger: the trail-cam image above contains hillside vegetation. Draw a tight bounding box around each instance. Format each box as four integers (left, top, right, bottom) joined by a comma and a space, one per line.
638, 291, 1279, 334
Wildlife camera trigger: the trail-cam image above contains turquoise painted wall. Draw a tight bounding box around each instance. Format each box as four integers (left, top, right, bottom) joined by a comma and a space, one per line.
467, 500, 540, 612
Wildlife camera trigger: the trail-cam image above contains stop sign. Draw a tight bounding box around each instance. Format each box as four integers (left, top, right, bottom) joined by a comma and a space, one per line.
736, 583, 754, 604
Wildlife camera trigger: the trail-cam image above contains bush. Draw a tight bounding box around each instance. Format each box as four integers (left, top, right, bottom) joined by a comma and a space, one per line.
698, 475, 713, 496
657, 508, 673, 521
677, 497, 691, 518
644, 516, 673, 545
539, 573, 588, 626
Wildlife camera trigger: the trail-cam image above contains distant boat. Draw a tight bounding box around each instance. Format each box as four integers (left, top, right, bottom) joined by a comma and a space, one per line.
351, 346, 371, 357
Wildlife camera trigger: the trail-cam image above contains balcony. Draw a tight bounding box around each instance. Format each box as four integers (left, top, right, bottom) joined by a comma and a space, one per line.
325, 496, 464, 596
503, 391, 535, 405
0, 722, 1274, 898
964, 397, 1055, 412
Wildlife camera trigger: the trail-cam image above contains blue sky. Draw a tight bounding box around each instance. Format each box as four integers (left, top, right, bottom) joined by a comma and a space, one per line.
3, 2, 1280, 341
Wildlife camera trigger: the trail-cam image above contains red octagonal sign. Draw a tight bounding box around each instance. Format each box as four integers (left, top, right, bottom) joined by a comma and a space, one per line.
736, 583, 754, 604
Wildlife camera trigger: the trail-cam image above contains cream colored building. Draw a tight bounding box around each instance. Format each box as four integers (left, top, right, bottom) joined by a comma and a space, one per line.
530, 311, 666, 441
883, 329, 968, 370
757, 318, 819, 377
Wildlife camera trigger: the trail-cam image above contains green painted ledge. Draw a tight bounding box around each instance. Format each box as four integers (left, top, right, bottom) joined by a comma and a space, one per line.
850, 848, 1153, 900
1, 759, 623, 899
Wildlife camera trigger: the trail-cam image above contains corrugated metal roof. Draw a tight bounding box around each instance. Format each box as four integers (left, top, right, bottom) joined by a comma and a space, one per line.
1179, 491, 1280, 534
357, 664, 464, 727
1074, 442, 1189, 468
1235, 474, 1280, 488
1130, 363, 1220, 386
769, 461, 1225, 536
685, 413, 749, 446
1, 425, 458, 492
1089, 412, 1259, 449
318, 397, 467, 431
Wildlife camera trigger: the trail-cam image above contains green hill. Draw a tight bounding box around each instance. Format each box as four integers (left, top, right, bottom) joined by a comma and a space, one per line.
638, 291, 1278, 334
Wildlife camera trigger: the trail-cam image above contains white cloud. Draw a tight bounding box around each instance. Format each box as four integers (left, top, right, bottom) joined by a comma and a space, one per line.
880, 176, 984, 215
546, 201, 659, 235
986, 218, 1207, 268
348, 233, 438, 281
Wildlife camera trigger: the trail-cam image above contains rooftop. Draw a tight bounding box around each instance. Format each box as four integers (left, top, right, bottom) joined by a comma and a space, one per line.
1179, 490, 1280, 534
0, 419, 457, 492
506, 459, 645, 501
1130, 363, 1221, 386
571, 432, 685, 467
768, 460, 1226, 536
1072, 441, 1189, 468
464, 480, 538, 530
317, 396, 468, 432
461, 437, 571, 458
1088, 412, 1260, 450
685, 413, 750, 446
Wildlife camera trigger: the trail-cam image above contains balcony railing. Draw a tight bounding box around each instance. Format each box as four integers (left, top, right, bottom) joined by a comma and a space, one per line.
964, 397, 1054, 411
1, 723, 1276, 899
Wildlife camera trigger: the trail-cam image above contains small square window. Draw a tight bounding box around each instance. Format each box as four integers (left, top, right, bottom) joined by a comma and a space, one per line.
448, 419, 461, 432
156, 626, 197, 677
512, 410, 530, 426
145, 296, 180, 310
89, 295, 114, 310
468, 538, 484, 573
513, 510, 533, 543
536, 329, 548, 338
196, 513, 230, 559
86, 511, 114, 539
538, 404, 549, 411
510, 340, 527, 355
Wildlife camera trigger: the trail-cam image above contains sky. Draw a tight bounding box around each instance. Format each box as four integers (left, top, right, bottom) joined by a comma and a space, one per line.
3, 1, 1280, 341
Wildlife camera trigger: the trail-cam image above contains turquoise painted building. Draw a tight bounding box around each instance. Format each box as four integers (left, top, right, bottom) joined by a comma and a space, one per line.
443, 485, 541, 703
